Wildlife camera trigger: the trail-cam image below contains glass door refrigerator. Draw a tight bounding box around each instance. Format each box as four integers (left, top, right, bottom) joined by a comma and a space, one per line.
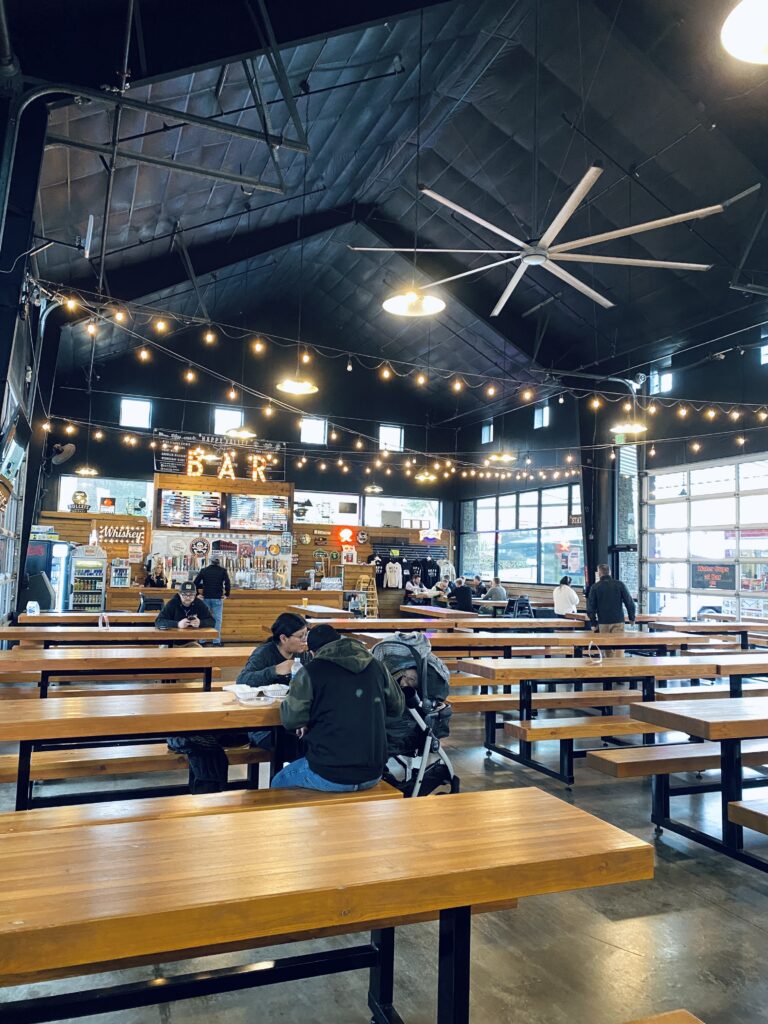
69, 546, 108, 611
25, 539, 75, 611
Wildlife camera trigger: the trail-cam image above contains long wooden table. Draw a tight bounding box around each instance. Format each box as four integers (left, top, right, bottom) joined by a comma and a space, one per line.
0, 625, 220, 648
400, 603, 477, 618
0, 645, 254, 697
0, 691, 282, 811
17, 611, 158, 625
632, 697, 768, 871
0, 789, 653, 1022
287, 603, 353, 617
454, 656, 720, 782
307, 617, 458, 632
713, 654, 768, 695
649, 620, 757, 650
456, 617, 589, 632
357, 629, 701, 658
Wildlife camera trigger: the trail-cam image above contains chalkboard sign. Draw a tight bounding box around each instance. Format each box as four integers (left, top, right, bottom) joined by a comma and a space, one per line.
690, 563, 736, 591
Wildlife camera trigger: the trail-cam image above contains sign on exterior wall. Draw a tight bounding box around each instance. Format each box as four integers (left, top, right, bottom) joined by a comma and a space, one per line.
690, 563, 736, 591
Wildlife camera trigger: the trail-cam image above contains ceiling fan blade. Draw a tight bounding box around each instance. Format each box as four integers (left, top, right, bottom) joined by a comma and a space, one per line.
538, 165, 603, 249
420, 187, 527, 247
490, 262, 528, 317
429, 254, 522, 289
551, 253, 712, 271
541, 260, 614, 308
549, 203, 724, 254
348, 246, 520, 254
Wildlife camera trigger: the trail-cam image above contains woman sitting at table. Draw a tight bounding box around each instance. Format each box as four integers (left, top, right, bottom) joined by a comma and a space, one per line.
553, 575, 580, 616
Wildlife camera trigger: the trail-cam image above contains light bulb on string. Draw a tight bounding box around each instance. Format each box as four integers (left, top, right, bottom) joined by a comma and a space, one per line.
86, 320, 97, 337
415, 372, 427, 386
677, 406, 688, 418
521, 388, 534, 402
648, 403, 657, 415
252, 338, 265, 354
184, 367, 196, 383
114, 309, 126, 323
622, 400, 632, 413
154, 319, 168, 333
64, 297, 77, 312
730, 409, 741, 421
355, 438, 364, 449
138, 347, 150, 362
42, 421, 51, 432
346, 356, 353, 372
721, 0, 768, 64
691, 441, 702, 453
558, 395, 565, 405
381, 365, 392, 380
301, 350, 311, 364
227, 384, 238, 400
736, 435, 746, 446
486, 383, 497, 397
648, 445, 656, 457
330, 428, 339, 441
590, 396, 601, 410
705, 408, 717, 420
452, 378, 464, 393
759, 410, 768, 422
203, 329, 216, 345
94, 430, 104, 440
64, 423, 76, 435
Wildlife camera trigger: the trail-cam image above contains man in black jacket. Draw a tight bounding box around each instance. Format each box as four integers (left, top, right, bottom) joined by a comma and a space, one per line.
272, 624, 404, 791
193, 557, 231, 646
155, 581, 215, 633
587, 564, 635, 656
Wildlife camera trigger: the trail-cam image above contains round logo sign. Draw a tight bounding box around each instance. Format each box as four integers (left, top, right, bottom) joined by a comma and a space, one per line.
356, 530, 369, 544
189, 537, 211, 558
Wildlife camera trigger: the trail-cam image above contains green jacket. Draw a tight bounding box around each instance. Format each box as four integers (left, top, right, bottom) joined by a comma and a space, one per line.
281, 637, 404, 784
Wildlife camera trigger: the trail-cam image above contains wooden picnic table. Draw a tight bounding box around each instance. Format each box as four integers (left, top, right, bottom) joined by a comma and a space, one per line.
648, 620, 758, 650
632, 697, 768, 872
457, 617, 588, 631
472, 598, 509, 616
286, 603, 353, 617
0, 625, 220, 648
358, 629, 702, 658
17, 611, 159, 625
0, 645, 254, 697
0, 788, 652, 1022
400, 603, 477, 618
713, 654, 768, 695
0, 690, 282, 811
308, 617, 459, 631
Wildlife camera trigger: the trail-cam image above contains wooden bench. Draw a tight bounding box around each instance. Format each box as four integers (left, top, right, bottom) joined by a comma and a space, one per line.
0, 780, 402, 834
728, 796, 768, 836
624, 1013, 704, 1024
0, 742, 271, 783
586, 738, 768, 778
498, 715, 666, 786
655, 682, 768, 700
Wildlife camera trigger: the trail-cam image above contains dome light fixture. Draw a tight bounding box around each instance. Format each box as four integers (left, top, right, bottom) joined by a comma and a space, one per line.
75, 465, 98, 477
609, 419, 648, 436
721, 0, 768, 63
382, 290, 445, 317
226, 426, 257, 440
364, 482, 384, 494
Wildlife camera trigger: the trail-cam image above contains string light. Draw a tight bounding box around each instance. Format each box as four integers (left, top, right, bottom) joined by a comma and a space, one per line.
149, 440, 156, 449
486, 384, 497, 397
691, 441, 702, 453
64, 297, 77, 311
342, 465, 349, 473
227, 384, 238, 400
705, 408, 717, 420
154, 319, 168, 333
558, 395, 565, 405
565, 453, 574, 463
94, 430, 104, 440
730, 409, 741, 421
301, 350, 311, 364
677, 406, 688, 418
252, 338, 265, 354
521, 388, 534, 401
452, 378, 464, 392
647, 403, 657, 415
86, 320, 97, 337
649, 445, 656, 456
184, 367, 196, 383
263, 403, 274, 417
622, 400, 632, 413
346, 356, 353, 372
759, 410, 768, 422
590, 396, 601, 410
138, 347, 150, 361
203, 329, 216, 344
114, 309, 126, 323
41, 421, 51, 432
337, 458, 344, 467
415, 373, 427, 386
355, 438, 364, 449
319, 461, 326, 471
610, 448, 616, 461
381, 365, 392, 380
64, 424, 75, 435
736, 436, 746, 446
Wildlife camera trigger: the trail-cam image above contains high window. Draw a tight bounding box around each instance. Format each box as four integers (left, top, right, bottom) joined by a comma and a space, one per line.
379, 424, 404, 452
119, 398, 152, 430
649, 370, 673, 394
534, 405, 550, 430
213, 407, 243, 436
481, 421, 494, 444
300, 417, 327, 445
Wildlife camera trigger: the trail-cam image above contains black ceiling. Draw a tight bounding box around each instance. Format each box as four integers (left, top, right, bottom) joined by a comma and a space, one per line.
19, 0, 768, 426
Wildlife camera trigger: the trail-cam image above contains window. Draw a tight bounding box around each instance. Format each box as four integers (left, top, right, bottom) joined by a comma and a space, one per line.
649, 370, 673, 394
761, 345, 768, 365
481, 420, 494, 445
539, 527, 584, 586
213, 407, 243, 436
533, 404, 550, 430
475, 497, 496, 532
119, 398, 152, 430
300, 417, 327, 445
498, 530, 538, 583
379, 424, 404, 452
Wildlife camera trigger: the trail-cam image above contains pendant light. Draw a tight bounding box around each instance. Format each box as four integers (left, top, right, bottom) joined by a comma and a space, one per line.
609, 392, 647, 435
277, 94, 319, 395
721, 0, 768, 63
383, 11, 445, 318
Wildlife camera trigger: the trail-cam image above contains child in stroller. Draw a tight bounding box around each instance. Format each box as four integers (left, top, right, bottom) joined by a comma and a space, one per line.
371, 631, 459, 797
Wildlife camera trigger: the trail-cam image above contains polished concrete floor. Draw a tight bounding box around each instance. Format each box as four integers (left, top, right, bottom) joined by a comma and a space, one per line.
2, 716, 768, 1024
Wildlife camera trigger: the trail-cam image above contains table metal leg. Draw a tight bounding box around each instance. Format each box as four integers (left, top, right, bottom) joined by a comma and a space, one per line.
437, 906, 471, 1024
721, 738, 744, 851
730, 674, 743, 698
39, 672, 50, 698
204, 666, 212, 692
369, 927, 401, 1024
741, 630, 749, 651
15, 740, 33, 811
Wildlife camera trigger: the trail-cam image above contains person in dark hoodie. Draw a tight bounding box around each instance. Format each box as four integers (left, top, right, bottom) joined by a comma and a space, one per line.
271, 624, 404, 791
155, 581, 215, 632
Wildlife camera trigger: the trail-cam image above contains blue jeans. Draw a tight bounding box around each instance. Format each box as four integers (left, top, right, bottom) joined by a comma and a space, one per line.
206, 598, 224, 644
271, 756, 380, 792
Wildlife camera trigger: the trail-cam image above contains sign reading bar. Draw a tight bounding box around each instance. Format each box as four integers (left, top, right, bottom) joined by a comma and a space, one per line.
690, 562, 736, 591
152, 430, 284, 481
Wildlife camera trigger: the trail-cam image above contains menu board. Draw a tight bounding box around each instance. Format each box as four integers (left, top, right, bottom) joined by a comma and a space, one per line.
690, 563, 736, 591
159, 489, 222, 529
228, 493, 290, 532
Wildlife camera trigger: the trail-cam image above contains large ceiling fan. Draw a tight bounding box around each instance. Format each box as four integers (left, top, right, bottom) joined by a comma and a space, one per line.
353, 165, 758, 313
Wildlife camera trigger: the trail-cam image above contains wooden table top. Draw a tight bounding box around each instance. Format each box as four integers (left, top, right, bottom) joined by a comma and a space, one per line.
310, 617, 457, 631
0, 645, 254, 672
357, 630, 695, 649
632, 697, 768, 740
287, 604, 351, 617
458, 656, 721, 682
459, 618, 586, 631
648, 621, 753, 633
715, 655, 768, 675
400, 604, 477, 617
0, 626, 220, 644
0, 691, 282, 742
472, 599, 509, 608
0, 788, 652, 984
17, 612, 158, 625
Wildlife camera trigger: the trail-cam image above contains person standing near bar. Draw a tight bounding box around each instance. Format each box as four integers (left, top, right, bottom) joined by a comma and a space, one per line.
194, 556, 231, 646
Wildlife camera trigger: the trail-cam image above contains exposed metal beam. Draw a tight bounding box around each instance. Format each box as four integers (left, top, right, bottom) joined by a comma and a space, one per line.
46, 133, 284, 194
171, 222, 212, 322
25, 76, 309, 153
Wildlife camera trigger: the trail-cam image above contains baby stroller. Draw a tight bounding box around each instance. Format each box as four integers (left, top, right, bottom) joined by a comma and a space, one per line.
371, 632, 460, 797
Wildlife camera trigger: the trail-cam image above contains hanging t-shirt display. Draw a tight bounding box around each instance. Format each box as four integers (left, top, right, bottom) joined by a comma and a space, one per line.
420, 558, 440, 587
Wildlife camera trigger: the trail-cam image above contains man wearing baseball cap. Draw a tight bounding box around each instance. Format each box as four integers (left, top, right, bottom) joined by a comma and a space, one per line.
155, 580, 215, 632
272, 624, 404, 792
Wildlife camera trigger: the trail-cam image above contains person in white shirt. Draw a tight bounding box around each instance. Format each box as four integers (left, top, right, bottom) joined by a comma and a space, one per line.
553, 575, 580, 616
404, 574, 425, 603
